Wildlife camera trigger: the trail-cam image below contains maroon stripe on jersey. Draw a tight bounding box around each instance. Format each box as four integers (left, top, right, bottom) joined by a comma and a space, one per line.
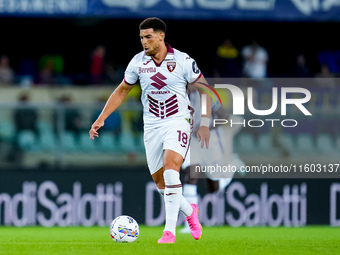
124, 78, 135, 86
166, 104, 178, 113
149, 109, 159, 117
166, 109, 178, 117
165, 94, 177, 103
149, 100, 158, 109
165, 184, 182, 188
149, 104, 158, 113
190, 73, 202, 85
165, 98, 177, 108
147, 95, 159, 104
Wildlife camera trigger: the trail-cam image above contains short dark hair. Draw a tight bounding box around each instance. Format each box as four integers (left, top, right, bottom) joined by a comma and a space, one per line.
139, 17, 167, 33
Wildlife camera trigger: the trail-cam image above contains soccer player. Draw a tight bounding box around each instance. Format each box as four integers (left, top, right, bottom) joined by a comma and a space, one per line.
89, 17, 212, 243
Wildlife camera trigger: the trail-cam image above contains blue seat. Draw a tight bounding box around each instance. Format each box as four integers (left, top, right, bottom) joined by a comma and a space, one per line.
296, 133, 315, 154
18, 130, 39, 151
98, 131, 120, 152
0, 121, 15, 142
39, 131, 56, 151
316, 133, 334, 154
37, 121, 54, 133
278, 133, 295, 153
234, 132, 256, 154
119, 131, 137, 152
79, 132, 97, 152
60, 131, 78, 152
257, 133, 276, 153
336, 136, 340, 153
136, 133, 145, 152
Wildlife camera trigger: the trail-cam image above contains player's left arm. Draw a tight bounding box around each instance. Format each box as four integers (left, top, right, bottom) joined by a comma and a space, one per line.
192, 74, 212, 149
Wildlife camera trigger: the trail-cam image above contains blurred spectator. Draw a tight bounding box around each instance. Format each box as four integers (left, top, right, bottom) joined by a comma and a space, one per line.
241, 39, 268, 78
55, 95, 83, 138
38, 54, 65, 85
214, 39, 241, 77
14, 93, 38, 135
39, 63, 55, 85
90, 45, 106, 84
291, 54, 311, 78
8, 93, 39, 162
93, 94, 122, 136
0, 55, 15, 85
314, 64, 336, 88
17, 58, 37, 87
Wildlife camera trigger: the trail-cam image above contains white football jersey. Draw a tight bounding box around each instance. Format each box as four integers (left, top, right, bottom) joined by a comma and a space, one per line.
124, 43, 201, 129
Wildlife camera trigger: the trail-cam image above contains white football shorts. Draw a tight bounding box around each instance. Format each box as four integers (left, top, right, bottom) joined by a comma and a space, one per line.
144, 118, 191, 175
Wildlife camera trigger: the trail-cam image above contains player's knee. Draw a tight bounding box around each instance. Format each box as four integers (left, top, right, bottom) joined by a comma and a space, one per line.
164, 162, 182, 172
163, 150, 183, 171
163, 169, 181, 185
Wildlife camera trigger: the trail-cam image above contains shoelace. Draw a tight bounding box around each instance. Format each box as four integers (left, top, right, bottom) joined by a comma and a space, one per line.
186, 213, 198, 230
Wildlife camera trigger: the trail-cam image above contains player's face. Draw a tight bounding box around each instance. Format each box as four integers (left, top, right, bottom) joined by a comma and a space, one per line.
140, 28, 164, 56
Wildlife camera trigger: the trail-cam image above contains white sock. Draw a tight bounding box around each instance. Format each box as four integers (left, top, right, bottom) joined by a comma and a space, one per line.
180, 184, 196, 217
158, 188, 193, 217
180, 196, 193, 217
163, 170, 182, 235
183, 184, 198, 205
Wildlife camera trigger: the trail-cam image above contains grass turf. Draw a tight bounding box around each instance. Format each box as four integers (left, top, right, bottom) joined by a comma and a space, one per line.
0, 226, 339, 255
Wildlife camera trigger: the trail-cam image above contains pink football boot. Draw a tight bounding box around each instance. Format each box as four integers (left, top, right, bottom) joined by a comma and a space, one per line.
157, 231, 176, 243
186, 204, 202, 240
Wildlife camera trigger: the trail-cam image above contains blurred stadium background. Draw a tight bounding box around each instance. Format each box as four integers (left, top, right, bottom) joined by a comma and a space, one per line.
0, 0, 340, 230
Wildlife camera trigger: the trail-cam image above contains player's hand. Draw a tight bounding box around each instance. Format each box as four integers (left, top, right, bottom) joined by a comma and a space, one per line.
89, 120, 104, 140
197, 126, 210, 149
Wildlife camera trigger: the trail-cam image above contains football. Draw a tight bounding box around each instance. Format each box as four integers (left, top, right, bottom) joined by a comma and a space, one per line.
109, 215, 139, 243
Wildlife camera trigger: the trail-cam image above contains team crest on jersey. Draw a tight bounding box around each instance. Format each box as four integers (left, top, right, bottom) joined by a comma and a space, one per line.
167, 62, 176, 72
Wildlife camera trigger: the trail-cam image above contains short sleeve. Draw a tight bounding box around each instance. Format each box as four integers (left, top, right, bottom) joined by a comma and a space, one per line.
183, 55, 202, 84
124, 56, 138, 85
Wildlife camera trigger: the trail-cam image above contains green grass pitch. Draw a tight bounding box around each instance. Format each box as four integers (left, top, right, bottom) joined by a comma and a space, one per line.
0, 226, 339, 255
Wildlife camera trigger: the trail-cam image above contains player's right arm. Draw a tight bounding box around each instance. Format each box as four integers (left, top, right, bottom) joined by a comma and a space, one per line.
89, 80, 134, 139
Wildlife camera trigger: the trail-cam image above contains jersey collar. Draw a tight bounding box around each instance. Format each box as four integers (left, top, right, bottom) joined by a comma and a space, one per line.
165, 43, 174, 60
144, 42, 174, 61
